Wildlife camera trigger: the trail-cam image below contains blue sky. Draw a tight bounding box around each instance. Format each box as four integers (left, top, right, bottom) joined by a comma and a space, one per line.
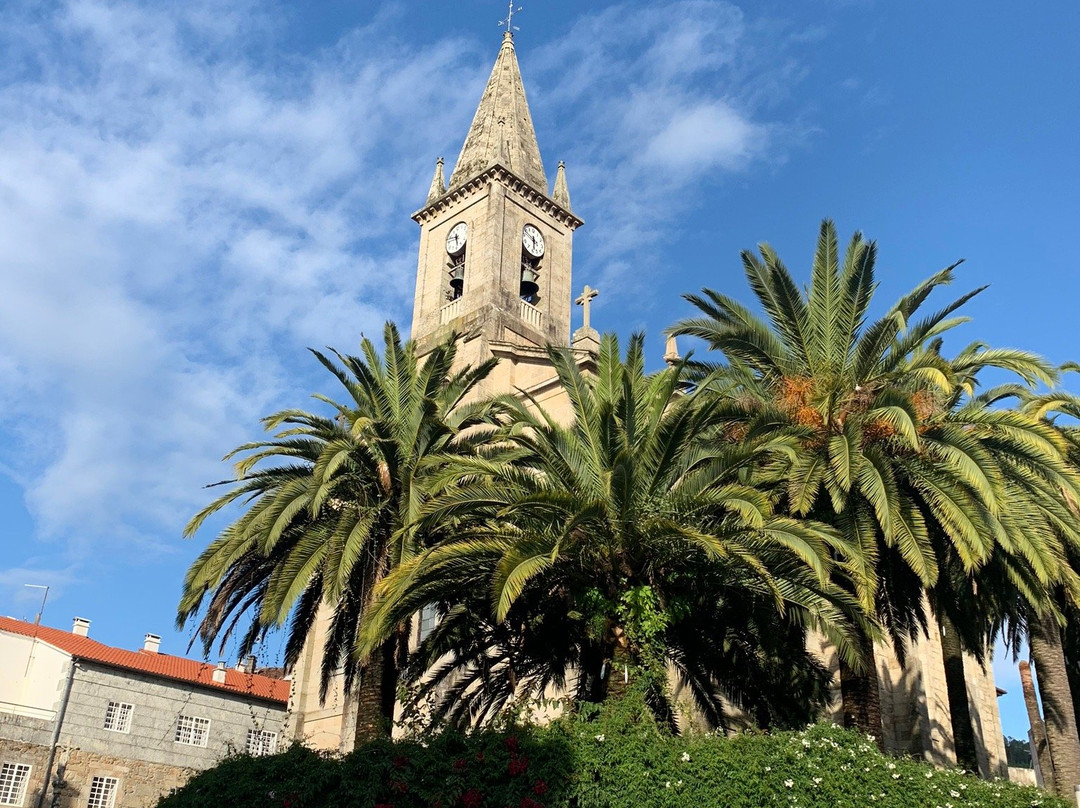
2, 0, 1078, 741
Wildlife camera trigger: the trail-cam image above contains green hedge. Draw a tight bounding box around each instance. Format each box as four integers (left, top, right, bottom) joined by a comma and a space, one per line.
159, 700, 1065, 808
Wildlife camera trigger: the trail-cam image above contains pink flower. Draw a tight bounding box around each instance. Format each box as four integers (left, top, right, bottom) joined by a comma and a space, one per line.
532, 780, 548, 796
462, 788, 483, 808
504, 735, 519, 754
453, 758, 467, 772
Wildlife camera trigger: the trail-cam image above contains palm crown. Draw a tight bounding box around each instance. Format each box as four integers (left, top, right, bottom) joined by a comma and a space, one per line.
178, 323, 503, 720
358, 333, 862, 725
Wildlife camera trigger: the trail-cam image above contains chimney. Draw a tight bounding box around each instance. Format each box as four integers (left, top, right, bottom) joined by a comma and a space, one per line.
142, 633, 161, 654
236, 654, 256, 674
212, 661, 228, 684
72, 617, 90, 637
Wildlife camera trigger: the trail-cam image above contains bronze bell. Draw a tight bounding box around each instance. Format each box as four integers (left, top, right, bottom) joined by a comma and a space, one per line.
519, 266, 540, 300
449, 265, 465, 297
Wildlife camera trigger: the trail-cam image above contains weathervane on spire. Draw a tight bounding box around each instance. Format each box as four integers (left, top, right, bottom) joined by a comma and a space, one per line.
499, 1, 522, 34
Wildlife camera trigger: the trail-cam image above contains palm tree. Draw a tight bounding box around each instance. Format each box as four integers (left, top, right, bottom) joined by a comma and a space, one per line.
996, 386, 1080, 796
356, 333, 864, 728
178, 323, 503, 743
669, 220, 1072, 755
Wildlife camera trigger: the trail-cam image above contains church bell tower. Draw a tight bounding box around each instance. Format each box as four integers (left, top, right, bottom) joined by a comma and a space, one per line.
410, 32, 583, 397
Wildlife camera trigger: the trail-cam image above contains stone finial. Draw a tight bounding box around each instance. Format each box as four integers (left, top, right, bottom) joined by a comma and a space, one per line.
426, 157, 446, 203
552, 161, 571, 210
664, 335, 680, 366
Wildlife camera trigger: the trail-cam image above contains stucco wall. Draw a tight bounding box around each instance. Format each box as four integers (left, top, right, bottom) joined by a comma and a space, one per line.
0, 632, 69, 720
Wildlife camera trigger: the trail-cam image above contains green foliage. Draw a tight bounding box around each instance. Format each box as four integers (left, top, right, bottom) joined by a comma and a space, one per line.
159, 697, 1064, 808
1004, 736, 1032, 769
357, 332, 862, 728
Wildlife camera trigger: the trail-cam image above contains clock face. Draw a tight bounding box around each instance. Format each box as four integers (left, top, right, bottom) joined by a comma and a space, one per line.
446, 222, 468, 255
522, 224, 545, 258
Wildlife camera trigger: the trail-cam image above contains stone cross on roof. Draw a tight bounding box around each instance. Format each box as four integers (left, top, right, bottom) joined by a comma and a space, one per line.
575, 285, 598, 330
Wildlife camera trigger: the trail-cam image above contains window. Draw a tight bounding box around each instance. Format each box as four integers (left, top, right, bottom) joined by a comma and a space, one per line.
418, 604, 439, 642
0, 763, 30, 807
245, 729, 278, 757
174, 715, 210, 747
102, 701, 133, 733
86, 776, 118, 808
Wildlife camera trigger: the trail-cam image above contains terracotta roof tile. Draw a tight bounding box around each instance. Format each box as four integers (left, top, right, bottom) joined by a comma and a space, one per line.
0, 616, 289, 704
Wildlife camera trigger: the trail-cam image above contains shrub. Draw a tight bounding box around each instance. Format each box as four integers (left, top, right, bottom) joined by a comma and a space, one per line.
158, 695, 1066, 808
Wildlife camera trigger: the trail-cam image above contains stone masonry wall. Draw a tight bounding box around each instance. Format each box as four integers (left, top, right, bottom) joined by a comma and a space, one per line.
0, 738, 198, 808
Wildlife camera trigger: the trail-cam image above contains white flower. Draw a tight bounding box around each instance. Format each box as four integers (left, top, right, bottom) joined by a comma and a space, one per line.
892, 773, 901, 779
950, 791, 960, 798
681, 752, 691, 762
594, 734, 605, 742
925, 771, 933, 779
886, 762, 896, 770
802, 739, 812, 748
676, 780, 683, 787
784, 779, 794, 788
764, 766, 772, 772
812, 777, 822, 785
665, 781, 671, 789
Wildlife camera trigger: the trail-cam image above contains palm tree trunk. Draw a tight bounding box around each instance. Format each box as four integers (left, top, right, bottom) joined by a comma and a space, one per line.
1068, 662, 1080, 747
353, 636, 398, 744
938, 615, 979, 773
1030, 612, 1080, 799
1020, 660, 1055, 792
603, 639, 633, 703
839, 648, 885, 752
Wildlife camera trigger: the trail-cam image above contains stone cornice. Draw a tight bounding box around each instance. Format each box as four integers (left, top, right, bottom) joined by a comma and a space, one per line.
488, 340, 597, 378
412, 164, 584, 230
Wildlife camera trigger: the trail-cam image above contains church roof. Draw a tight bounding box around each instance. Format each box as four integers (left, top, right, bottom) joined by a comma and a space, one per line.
448, 32, 547, 193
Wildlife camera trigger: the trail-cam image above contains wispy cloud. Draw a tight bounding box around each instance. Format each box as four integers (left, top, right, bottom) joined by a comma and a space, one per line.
526, 1, 813, 299
0, 0, 813, 588
0, 0, 483, 567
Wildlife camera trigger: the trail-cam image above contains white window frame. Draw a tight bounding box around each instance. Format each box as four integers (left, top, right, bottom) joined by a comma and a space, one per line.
174, 714, 211, 748
0, 763, 31, 807
86, 776, 118, 808
102, 701, 133, 733
418, 603, 439, 642
245, 728, 278, 757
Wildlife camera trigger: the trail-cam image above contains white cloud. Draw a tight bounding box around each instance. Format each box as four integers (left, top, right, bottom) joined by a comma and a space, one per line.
0, 0, 811, 581
0, 0, 483, 564
640, 100, 767, 172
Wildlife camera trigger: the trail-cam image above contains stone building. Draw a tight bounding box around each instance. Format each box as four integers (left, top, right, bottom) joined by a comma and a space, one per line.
0, 616, 288, 808
284, 30, 1010, 780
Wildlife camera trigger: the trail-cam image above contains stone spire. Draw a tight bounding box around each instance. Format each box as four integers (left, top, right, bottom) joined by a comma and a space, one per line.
426, 157, 446, 203
552, 161, 571, 210
447, 32, 547, 192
